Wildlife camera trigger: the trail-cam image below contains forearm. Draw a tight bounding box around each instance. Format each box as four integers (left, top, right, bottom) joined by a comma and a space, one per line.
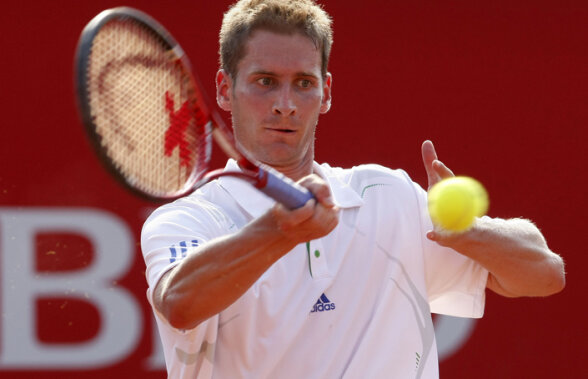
155, 194, 339, 330
436, 217, 565, 297
156, 210, 299, 330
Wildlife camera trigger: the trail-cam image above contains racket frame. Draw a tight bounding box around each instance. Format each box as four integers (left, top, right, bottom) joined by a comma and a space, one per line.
75, 7, 314, 209
75, 7, 208, 200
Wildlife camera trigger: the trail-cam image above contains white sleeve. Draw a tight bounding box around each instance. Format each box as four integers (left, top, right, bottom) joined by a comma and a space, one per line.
411, 178, 489, 318
153, 311, 219, 379
141, 197, 236, 310
141, 197, 235, 378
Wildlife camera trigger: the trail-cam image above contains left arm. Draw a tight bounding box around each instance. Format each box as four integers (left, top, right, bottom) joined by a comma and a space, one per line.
428, 216, 565, 297
422, 140, 566, 297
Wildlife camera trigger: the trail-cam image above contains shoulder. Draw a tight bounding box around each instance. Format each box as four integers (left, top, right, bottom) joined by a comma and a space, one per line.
319, 162, 420, 195
142, 185, 236, 239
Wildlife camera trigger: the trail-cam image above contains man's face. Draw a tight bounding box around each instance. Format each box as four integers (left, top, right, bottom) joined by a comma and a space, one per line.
217, 30, 331, 172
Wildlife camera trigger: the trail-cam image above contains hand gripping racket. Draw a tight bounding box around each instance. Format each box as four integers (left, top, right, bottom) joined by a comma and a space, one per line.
74, 6, 313, 208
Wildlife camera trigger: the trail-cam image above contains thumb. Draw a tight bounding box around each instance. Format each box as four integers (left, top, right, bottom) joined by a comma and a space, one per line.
426, 229, 458, 247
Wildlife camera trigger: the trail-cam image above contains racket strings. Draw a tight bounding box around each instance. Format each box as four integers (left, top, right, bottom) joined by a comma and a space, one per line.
86, 18, 205, 197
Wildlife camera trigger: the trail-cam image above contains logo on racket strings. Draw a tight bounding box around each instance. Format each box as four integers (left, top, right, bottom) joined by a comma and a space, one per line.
163, 91, 193, 167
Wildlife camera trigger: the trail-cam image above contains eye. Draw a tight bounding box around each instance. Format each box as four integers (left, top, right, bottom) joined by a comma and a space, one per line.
257, 77, 274, 86
298, 79, 313, 88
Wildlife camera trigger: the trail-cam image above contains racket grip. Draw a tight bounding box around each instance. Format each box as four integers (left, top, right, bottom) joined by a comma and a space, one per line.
257, 168, 314, 209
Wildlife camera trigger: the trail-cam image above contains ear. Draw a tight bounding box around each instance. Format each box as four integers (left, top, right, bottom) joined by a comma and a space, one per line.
319, 73, 332, 114
216, 69, 232, 111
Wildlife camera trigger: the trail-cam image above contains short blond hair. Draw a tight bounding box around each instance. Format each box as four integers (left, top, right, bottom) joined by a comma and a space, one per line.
219, 0, 333, 78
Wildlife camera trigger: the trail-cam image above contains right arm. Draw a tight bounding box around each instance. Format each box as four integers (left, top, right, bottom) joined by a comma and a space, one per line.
153, 175, 339, 330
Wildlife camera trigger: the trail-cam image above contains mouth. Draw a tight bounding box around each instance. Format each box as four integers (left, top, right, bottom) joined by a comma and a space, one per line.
266, 127, 296, 133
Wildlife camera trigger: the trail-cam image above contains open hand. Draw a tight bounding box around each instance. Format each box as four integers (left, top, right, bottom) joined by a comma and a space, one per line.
421, 140, 467, 244
421, 140, 454, 190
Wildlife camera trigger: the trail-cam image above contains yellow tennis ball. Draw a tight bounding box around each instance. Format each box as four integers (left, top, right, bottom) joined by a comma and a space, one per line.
427, 176, 489, 232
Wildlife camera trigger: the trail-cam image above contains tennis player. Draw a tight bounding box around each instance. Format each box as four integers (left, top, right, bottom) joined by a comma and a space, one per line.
141, 1, 565, 377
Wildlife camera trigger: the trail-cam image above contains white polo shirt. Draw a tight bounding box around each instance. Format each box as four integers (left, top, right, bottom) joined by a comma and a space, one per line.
141, 160, 488, 379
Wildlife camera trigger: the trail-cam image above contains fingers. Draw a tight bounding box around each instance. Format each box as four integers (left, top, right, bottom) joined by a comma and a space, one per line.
422, 140, 454, 189
426, 230, 456, 248
272, 198, 339, 242
426, 219, 478, 248
421, 140, 438, 171
422, 140, 439, 188
306, 198, 339, 236
432, 159, 454, 179
270, 174, 339, 242
298, 174, 335, 208
272, 198, 316, 230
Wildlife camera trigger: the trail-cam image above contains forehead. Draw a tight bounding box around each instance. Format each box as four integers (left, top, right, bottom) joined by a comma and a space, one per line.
237, 29, 322, 75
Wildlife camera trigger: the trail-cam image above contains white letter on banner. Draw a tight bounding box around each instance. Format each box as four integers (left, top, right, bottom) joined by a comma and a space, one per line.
0, 208, 142, 368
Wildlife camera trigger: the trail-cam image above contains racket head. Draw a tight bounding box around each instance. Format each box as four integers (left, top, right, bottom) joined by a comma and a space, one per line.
74, 7, 212, 200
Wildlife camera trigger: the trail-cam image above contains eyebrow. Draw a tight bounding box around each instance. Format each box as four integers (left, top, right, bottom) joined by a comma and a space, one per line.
249, 69, 320, 79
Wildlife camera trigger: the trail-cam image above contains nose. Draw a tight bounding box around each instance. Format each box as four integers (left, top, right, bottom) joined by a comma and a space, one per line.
272, 85, 296, 116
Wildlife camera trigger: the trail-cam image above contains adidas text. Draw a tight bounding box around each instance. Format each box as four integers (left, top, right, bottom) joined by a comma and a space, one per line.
311, 303, 336, 312
311, 293, 336, 313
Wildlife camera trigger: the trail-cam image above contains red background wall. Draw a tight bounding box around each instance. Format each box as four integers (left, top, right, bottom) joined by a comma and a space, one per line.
1, 0, 585, 377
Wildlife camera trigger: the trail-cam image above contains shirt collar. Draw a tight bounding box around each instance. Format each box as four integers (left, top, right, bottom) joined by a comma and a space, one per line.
218, 159, 363, 218
313, 162, 364, 209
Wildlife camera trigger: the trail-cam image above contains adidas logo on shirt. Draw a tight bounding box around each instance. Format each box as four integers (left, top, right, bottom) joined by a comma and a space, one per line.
311, 293, 336, 313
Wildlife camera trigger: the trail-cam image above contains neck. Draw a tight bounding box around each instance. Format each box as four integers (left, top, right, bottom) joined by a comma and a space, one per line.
235, 141, 315, 182
267, 153, 314, 182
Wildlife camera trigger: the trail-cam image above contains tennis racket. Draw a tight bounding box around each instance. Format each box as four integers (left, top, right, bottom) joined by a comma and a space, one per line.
74, 6, 313, 208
